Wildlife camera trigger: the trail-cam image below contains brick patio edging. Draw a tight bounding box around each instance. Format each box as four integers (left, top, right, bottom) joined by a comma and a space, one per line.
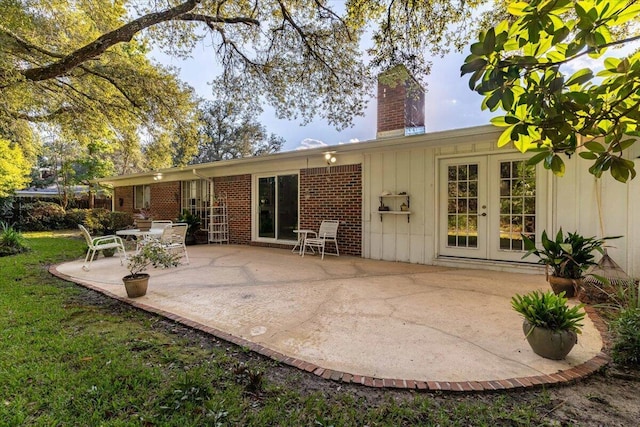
50, 265, 611, 392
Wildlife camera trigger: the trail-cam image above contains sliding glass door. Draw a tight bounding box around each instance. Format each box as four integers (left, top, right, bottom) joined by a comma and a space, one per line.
257, 174, 298, 241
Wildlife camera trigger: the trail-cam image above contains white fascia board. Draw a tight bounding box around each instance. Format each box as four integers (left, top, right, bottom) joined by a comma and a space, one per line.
99, 124, 500, 187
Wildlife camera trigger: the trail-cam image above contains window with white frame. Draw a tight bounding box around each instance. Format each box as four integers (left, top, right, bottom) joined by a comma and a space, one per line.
134, 185, 151, 210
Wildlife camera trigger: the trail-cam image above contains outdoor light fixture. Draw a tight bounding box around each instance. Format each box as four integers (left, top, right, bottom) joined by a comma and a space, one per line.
324, 152, 337, 165
152, 172, 163, 181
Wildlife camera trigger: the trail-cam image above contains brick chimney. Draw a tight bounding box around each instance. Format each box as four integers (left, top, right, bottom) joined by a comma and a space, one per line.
376, 65, 426, 138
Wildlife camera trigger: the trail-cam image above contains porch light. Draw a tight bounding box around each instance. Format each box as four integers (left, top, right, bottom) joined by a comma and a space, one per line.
324, 152, 337, 165
153, 172, 163, 181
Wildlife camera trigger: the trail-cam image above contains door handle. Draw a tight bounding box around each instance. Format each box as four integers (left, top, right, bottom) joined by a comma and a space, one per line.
480, 212, 487, 217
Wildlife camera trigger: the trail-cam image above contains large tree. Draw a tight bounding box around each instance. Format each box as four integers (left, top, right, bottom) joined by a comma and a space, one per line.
462, 0, 640, 182
1, 0, 488, 135
193, 99, 284, 163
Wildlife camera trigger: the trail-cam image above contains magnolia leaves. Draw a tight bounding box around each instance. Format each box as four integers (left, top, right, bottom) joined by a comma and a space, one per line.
462, 0, 640, 182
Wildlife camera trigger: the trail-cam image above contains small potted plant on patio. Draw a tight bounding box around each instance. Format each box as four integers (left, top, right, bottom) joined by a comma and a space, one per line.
122, 243, 180, 298
512, 290, 585, 360
521, 229, 609, 297
134, 208, 153, 231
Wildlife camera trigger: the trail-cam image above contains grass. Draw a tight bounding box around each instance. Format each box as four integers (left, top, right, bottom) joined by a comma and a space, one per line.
1, 230, 554, 426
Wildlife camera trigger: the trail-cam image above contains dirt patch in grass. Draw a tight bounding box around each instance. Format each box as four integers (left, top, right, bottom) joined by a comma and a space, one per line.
71, 289, 640, 426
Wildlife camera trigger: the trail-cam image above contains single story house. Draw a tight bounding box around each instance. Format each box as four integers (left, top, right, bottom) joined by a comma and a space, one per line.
98, 73, 640, 277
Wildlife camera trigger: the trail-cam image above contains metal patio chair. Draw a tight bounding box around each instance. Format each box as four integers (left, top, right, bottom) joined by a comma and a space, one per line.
303, 220, 340, 260
159, 223, 189, 264
78, 224, 127, 271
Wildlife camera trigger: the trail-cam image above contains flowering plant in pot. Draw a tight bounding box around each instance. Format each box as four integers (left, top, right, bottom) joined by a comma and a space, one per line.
123, 244, 180, 298
521, 229, 612, 297
511, 290, 585, 360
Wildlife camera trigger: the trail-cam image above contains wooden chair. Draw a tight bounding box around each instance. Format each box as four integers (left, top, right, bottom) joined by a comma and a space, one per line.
78, 224, 127, 271
303, 220, 340, 260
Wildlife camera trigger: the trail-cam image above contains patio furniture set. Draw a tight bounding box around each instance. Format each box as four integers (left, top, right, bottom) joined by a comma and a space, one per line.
80, 219, 340, 270
79, 221, 189, 271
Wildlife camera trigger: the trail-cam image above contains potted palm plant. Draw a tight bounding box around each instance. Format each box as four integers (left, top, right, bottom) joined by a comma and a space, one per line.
512, 290, 585, 360
522, 229, 609, 297
123, 244, 180, 298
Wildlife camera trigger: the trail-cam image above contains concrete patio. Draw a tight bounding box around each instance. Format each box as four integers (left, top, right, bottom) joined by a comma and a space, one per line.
51, 244, 609, 391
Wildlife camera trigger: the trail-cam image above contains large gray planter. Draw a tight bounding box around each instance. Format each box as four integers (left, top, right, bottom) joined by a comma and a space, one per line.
523, 320, 578, 360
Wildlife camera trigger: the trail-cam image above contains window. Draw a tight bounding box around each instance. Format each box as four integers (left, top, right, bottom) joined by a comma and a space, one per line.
134, 185, 151, 210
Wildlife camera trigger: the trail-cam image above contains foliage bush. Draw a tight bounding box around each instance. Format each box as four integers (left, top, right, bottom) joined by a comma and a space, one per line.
83, 208, 111, 234
611, 308, 640, 367
18, 201, 67, 231
0, 222, 30, 256
64, 209, 87, 229
81, 209, 133, 234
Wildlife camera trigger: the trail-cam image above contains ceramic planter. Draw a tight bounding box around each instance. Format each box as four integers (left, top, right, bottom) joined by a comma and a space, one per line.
523, 320, 578, 360
122, 274, 149, 298
548, 275, 581, 297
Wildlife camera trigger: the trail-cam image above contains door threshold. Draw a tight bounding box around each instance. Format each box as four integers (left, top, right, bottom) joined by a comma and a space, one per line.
434, 257, 544, 275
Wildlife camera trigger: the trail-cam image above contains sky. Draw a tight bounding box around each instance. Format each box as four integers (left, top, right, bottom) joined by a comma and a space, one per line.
153, 45, 496, 152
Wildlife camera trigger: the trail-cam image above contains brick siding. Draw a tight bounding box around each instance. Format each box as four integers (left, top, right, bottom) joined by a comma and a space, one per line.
213, 174, 251, 245
113, 182, 180, 221
150, 182, 181, 220
377, 82, 407, 134
300, 164, 362, 256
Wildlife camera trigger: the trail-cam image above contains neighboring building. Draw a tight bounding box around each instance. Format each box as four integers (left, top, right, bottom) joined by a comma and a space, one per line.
98, 70, 640, 277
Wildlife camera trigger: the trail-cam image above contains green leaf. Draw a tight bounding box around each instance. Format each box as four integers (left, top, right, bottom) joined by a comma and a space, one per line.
507, 2, 530, 16
460, 58, 488, 76
497, 126, 515, 147
483, 28, 496, 54
583, 140, 605, 152
565, 68, 594, 86
578, 151, 598, 160
502, 89, 515, 110
527, 151, 551, 165
550, 155, 566, 176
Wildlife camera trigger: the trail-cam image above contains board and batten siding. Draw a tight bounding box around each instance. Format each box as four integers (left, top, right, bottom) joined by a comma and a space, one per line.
362, 136, 499, 266
362, 134, 640, 278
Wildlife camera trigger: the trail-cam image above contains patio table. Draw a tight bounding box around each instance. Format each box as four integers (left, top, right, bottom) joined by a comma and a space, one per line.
292, 229, 315, 256
116, 228, 164, 251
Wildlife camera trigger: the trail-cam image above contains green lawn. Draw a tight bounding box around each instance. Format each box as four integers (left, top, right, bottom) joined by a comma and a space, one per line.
1, 231, 552, 426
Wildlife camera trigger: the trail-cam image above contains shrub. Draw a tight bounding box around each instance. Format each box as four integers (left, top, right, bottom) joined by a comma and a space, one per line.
84, 208, 111, 234
64, 208, 87, 229
611, 308, 640, 367
18, 201, 67, 231
107, 211, 134, 234
0, 222, 30, 256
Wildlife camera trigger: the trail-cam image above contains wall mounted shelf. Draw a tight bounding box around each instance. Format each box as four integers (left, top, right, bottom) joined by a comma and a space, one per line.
378, 194, 411, 222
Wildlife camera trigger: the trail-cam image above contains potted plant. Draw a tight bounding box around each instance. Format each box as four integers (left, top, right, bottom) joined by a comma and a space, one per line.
122, 243, 180, 298
511, 290, 585, 360
177, 209, 201, 245
134, 208, 153, 231
522, 229, 609, 297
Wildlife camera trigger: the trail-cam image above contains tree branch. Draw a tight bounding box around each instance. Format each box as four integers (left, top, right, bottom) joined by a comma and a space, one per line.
21, 0, 201, 83
177, 13, 259, 26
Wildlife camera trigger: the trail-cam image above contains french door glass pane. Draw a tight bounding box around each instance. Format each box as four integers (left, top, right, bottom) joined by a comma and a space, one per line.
498, 161, 536, 251
446, 163, 479, 248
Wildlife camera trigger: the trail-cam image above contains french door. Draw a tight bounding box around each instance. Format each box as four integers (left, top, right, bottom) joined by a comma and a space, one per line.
439, 154, 545, 262
256, 174, 298, 241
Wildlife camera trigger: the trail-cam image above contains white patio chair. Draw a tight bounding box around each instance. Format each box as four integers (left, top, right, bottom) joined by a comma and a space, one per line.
160, 223, 189, 264
303, 220, 340, 260
135, 220, 173, 251
78, 224, 127, 271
